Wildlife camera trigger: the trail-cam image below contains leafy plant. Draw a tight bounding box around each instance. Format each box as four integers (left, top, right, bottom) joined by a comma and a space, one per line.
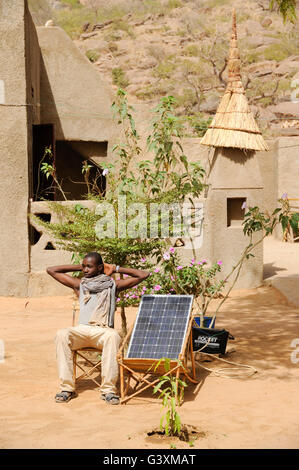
86, 49, 100, 63
112, 68, 130, 88
153, 358, 187, 437
270, 0, 297, 23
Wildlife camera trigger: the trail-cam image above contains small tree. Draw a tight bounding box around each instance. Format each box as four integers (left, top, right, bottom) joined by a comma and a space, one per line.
153, 358, 187, 437
33, 90, 206, 335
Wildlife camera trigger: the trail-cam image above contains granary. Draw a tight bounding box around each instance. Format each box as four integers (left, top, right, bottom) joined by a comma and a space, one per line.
199, 10, 268, 288
0, 0, 115, 296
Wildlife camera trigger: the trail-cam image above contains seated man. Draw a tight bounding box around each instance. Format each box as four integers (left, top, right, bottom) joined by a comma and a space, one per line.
47, 251, 149, 405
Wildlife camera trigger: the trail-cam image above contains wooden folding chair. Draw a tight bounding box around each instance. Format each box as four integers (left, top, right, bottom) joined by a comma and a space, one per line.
117, 296, 199, 405
71, 294, 102, 389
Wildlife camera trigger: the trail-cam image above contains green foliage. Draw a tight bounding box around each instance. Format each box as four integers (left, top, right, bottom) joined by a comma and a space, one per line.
181, 114, 213, 137
244, 50, 262, 65
35, 90, 206, 314
85, 49, 100, 63
174, 89, 198, 114
182, 45, 200, 57
263, 44, 291, 62
167, 0, 182, 8
270, 0, 297, 23
135, 83, 172, 100
153, 358, 187, 437
117, 248, 225, 319
112, 68, 130, 88
111, 19, 136, 39
55, 7, 94, 39
152, 59, 176, 80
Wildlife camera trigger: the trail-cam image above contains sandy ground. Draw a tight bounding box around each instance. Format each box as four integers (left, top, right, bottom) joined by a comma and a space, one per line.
0, 279, 299, 449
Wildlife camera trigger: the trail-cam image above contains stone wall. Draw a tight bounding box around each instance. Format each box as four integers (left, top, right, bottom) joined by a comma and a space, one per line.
0, 0, 39, 296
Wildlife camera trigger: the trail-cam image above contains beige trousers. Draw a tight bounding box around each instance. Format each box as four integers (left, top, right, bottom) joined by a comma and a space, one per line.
55, 324, 121, 395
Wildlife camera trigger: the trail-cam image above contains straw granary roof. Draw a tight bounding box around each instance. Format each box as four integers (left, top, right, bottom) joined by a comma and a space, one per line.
200, 10, 269, 152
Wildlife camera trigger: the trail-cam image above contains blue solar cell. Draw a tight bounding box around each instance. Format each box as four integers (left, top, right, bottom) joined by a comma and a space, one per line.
126, 295, 193, 360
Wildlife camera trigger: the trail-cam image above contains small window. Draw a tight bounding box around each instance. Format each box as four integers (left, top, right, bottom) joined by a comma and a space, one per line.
227, 198, 246, 227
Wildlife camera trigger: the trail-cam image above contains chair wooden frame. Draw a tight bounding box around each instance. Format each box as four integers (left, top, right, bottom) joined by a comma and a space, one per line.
117, 313, 199, 405
72, 348, 102, 389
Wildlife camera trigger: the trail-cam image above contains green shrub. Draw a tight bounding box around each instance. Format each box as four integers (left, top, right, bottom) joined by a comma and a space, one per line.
61, 0, 81, 7
245, 50, 262, 64
112, 19, 136, 39
167, 0, 182, 8
174, 89, 198, 113
263, 44, 290, 61
152, 60, 176, 79
182, 45, 199, 57
86, 50, 100, 63
108, 42, 118, 53
112, 68, 129, 88
54, 8, 94, 38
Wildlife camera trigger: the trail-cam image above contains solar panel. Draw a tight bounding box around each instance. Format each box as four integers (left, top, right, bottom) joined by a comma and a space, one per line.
126, 295, 194, 360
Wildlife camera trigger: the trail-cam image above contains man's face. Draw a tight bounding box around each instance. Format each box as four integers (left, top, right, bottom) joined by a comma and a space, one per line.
82, 257, 103, 278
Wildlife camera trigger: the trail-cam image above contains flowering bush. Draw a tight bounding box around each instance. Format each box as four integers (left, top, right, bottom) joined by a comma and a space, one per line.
116, 248, 225, 314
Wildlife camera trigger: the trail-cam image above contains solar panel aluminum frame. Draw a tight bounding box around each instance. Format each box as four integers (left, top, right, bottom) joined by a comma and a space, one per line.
125, 294, 194, 360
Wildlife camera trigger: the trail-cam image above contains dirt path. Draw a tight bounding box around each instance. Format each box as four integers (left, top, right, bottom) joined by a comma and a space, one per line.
1, 285, 299, 449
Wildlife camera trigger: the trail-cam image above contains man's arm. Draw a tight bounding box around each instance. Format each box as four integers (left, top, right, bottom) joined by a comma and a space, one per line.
113, 266, 150, 293
46, 264, 82, 292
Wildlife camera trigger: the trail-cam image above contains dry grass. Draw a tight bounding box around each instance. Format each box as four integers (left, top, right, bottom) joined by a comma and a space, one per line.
201, 10, 269, 151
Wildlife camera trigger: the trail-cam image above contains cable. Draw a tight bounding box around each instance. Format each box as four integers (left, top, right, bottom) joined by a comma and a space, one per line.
195, 353, 258, 379
193, 335, 258, 379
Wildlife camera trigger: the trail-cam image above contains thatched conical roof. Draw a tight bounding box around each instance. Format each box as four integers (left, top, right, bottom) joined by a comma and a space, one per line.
200, 10, 269, 152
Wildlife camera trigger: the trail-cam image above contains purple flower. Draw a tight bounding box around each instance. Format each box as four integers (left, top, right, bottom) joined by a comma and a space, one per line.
131, 294, 137, 299
140, 257, 147, 263
163, 252, 170, 260
154, 268, 160, 273
198, 261, 203, 265
217, 260, 223, 266
281, 193, 288, 199
154, 285, 161, 291
176, 266, 183, 270
170, 275, 174, 281
116, 297, 120, 302
241, 201, 247, 210
202, 259, 207, 264
190, 258, 195, 264
169, 247, 175, 253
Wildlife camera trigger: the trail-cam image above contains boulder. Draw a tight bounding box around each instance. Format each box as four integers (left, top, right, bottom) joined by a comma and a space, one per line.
247, 60, 277, 77
244, 20, 264, 35
261, 17, 272, 28
268, 101, 299, 117
275, 61, 299, 76
137, 58, 158, 69
80, 32, 98, 40
199, 95, 219, 113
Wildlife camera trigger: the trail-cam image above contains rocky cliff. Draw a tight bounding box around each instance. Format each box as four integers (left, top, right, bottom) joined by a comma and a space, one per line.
29, 0, 299, 137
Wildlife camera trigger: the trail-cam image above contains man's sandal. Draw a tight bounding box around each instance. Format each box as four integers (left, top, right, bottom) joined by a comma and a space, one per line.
55, 391, 77, 403
101, 393, 120, 405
